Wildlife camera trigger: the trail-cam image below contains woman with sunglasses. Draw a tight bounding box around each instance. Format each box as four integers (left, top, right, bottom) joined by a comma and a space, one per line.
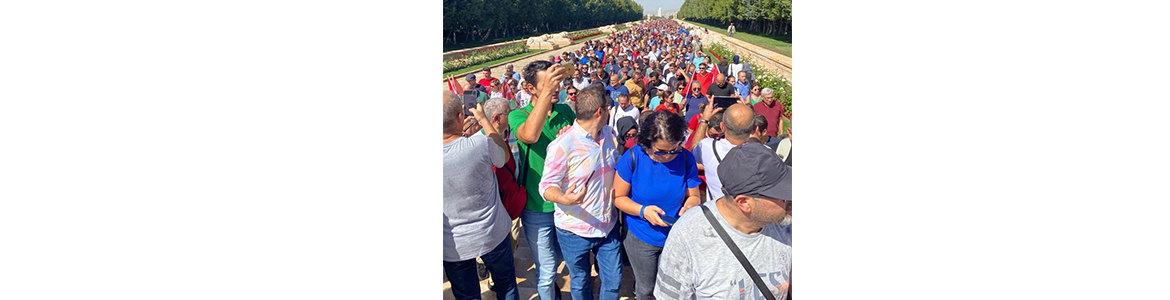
612, 111, 702, 300
746, 81, 764, 106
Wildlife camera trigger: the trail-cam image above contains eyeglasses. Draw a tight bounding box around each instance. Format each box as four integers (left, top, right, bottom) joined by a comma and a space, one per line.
567, 92, 577, 96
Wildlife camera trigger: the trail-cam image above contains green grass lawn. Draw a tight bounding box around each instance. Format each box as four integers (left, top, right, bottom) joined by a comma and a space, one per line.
683, 20, 792, 58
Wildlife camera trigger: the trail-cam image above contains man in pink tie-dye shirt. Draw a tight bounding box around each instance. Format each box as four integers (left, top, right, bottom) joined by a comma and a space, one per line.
538, 84, 624, 300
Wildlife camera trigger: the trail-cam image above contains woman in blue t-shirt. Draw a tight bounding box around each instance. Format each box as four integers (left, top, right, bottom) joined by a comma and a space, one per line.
612, 111, 702, 300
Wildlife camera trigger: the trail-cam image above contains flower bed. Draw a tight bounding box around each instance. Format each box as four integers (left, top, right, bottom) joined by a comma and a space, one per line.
569, 30, 603, 41
442, 43, 529, 73
710, 44, 791, 118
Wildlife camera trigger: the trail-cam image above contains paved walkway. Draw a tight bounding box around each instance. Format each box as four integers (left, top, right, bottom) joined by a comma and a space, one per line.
442, 220, 638, 300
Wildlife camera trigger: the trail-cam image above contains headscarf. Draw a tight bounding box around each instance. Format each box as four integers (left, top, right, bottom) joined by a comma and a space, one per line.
616, 116, 639, 152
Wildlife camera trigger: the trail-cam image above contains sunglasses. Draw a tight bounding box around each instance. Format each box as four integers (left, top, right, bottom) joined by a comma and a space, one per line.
651, 144, 684, 156
568, 92, 577, 96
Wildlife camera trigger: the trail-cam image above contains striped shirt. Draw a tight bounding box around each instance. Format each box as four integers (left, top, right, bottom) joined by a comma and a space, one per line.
538, 123, 620, 238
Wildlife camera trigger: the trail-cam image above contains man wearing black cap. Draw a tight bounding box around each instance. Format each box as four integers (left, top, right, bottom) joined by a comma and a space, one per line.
463, 74, 489, 104
655, 142, 791, 300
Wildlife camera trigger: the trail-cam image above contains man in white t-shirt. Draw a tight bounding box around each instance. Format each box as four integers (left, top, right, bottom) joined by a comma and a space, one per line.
692, 104, 756, 202
608, 93, 640, 129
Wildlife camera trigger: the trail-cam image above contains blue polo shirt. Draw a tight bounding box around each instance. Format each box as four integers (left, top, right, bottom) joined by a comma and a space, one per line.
616, 145, 701, 247
734, 80, 751, 98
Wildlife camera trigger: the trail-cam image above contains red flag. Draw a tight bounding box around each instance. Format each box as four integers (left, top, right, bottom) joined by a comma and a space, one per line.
691, 71, 715, 95
503, 80, 513, 100
448, 76, 464, 95
683, 74, 695, 98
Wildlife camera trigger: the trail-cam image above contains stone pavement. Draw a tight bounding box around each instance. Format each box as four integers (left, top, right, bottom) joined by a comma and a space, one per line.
442, 220, 638, 300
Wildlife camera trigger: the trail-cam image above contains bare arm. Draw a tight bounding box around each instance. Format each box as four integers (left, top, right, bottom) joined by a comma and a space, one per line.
690, 122, 708, 150
689, 104, 722, 150
613, 167, 668, 226
680, 186, 701, 215
469, 104, 508, 162
516, 64, 567, 144
612, 172, 640, 216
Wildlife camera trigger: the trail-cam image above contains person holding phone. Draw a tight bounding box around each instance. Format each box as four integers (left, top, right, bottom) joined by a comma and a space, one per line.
612, 111, 702, 300
537, 84, 622, 300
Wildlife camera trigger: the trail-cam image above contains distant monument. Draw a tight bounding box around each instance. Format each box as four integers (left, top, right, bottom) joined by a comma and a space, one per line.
657, 7, 662, 17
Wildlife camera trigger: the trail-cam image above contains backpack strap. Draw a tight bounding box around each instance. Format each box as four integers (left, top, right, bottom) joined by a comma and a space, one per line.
700, 205, 779, 300
707, 139, 724, 202
516, 106, 536, 185
711, 139, 724, 163
630, 146, 638, 181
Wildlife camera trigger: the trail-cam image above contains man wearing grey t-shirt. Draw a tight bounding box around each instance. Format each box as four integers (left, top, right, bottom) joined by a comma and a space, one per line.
655, 142, 791, 300
442, 90, 519, 300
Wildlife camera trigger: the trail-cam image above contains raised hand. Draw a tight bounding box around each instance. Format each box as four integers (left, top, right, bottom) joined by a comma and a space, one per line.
701, 101, 724, 122
461, 116, 481, 137
536, 64, 567, 100
557, 125, 572, 138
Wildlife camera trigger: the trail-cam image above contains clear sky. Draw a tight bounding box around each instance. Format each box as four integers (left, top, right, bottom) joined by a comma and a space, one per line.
632, 0, 684, 15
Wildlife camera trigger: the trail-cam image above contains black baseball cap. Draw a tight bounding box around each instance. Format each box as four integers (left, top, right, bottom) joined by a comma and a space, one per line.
718, 142, 792, 201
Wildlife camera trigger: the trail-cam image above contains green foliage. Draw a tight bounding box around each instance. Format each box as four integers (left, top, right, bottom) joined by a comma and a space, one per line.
442, 43, 529, 73
444, 0, 642, 48
710, 44, 791, 116
687, 20, 790, 57
678, 0, 791, 37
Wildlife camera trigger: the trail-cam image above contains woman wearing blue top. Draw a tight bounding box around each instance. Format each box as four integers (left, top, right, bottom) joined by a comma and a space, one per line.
612, 111, 702, 300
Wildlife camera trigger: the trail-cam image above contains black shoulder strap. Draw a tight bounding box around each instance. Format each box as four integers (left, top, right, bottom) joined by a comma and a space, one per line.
711, 139, 725, 163
516, 107, 535, 185
700, 205, 778, 300
630, 147, 638, 181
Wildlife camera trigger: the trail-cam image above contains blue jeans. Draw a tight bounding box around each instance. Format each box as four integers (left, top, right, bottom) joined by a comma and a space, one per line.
556, 225, 623, 300
443, 235, 519, 300
521, 209, 563, 300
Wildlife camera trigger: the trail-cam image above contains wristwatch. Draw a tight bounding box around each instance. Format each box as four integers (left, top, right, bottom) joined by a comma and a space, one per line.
699, 119, 709, 124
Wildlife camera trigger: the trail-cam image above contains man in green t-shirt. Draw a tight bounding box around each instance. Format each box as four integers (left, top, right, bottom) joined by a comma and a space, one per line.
507, 60, 575, 300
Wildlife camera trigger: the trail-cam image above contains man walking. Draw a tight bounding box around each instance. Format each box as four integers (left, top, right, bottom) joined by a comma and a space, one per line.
753, 88, 785, 137
508, 61, 576, 300
609, 94, 640, 129
539, 84, 622, 300
479, 67, 497, 89
443, 91, 520, 300
625, 70, 647, 110
655, 142, 791, 300
705, 73, 735, 99
692, 104, 756, 202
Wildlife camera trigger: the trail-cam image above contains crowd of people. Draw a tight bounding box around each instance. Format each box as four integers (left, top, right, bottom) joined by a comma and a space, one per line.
443, 19, 792, 300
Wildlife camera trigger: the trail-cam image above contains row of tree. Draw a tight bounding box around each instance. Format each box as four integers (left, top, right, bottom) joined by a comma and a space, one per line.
443, 0, 643, 48
677, 0, 792, 37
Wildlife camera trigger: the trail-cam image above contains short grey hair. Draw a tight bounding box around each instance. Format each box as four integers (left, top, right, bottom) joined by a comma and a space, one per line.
442, 90, 462, 130
761, 87, 774, 96
484, 98, 511, 120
